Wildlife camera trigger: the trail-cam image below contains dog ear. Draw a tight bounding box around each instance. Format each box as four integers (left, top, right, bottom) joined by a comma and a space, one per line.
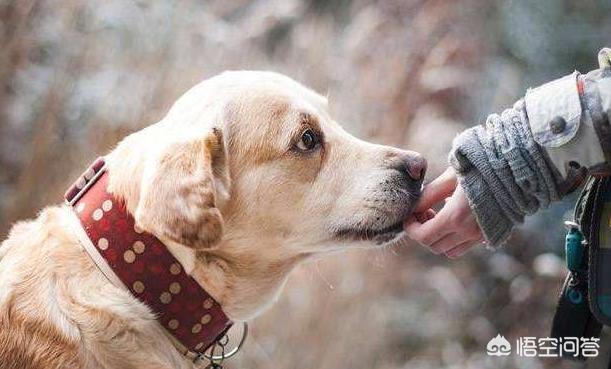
134, 128, 230, 249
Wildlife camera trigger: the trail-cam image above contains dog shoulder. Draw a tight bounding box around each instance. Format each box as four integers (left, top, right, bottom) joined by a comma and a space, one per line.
0, 309, 83, 369
0, 207, 85, 368
1, 205, 187, 369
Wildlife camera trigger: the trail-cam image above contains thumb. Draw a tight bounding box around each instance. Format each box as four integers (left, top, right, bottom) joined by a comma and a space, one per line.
414, 167, 457, 212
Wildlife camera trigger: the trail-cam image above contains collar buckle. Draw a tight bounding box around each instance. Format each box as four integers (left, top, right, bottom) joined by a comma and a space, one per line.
196, 322, 249, 367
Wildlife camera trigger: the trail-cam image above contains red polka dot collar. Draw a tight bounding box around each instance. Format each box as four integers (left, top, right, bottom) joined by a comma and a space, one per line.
65, 157, 232, 360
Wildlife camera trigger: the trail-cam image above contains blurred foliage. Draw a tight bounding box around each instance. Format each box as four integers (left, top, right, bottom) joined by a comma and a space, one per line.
1, 0, 610, 368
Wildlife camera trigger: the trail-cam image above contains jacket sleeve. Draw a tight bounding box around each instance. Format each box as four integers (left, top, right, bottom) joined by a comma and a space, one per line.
525, 58, 611, 177
449, 48, 611, 247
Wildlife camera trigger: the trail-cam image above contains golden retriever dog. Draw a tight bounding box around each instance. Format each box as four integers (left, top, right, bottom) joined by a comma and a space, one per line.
0, 71, 426, 369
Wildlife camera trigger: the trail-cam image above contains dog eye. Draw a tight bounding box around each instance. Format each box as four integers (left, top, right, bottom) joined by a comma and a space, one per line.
296, 129, 319, 152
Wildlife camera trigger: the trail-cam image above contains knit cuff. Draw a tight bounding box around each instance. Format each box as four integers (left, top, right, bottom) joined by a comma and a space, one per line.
448, 99, 563, 248
456, 168, 514, 247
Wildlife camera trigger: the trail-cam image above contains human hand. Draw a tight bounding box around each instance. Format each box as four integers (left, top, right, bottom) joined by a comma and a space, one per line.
404, 167, 484, 258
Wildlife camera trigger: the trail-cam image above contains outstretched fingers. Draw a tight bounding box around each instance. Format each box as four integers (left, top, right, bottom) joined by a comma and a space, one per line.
414, 167, 457, 213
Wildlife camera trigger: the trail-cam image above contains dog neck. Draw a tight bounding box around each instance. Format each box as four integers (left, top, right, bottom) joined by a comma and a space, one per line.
192, 238, 310, 320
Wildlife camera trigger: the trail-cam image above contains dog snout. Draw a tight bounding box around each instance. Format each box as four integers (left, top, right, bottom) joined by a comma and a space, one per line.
405, 154, 427, 181
388, 151, 427, 182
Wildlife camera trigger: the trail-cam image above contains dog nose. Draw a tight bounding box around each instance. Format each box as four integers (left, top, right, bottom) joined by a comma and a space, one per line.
388, 151, 427, 182
406, 154, 427, 181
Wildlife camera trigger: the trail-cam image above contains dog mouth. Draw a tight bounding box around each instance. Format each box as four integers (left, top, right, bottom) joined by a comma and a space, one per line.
333, 187, 421, 245
335, 220, 405, 245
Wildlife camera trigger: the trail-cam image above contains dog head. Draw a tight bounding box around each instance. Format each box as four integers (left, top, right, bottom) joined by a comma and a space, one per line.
107, 71, 425, 317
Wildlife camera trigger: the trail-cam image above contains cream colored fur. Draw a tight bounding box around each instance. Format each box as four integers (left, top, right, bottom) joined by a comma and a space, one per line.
0, 71, 424, 369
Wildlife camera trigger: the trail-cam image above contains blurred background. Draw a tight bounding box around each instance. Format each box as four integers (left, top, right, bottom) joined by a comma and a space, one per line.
1, 0, 611, 368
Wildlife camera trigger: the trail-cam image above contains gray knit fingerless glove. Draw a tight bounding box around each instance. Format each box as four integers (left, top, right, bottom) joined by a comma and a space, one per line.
449, 100, 563, 247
